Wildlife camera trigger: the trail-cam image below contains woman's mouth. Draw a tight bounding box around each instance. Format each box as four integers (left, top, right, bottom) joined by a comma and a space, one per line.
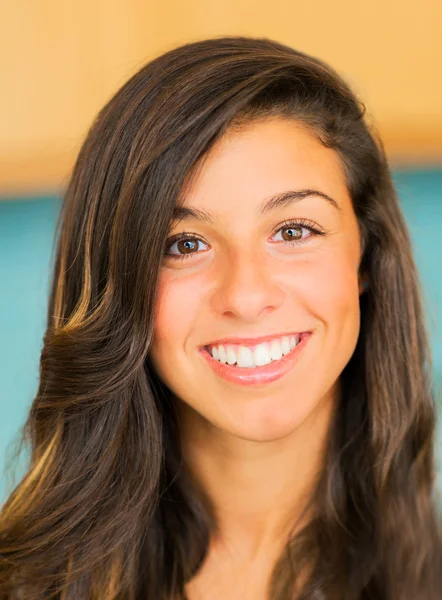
199, 332, 312, 386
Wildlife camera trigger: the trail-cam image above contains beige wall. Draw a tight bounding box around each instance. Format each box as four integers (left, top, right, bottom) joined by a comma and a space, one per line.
1, 0, 442, 194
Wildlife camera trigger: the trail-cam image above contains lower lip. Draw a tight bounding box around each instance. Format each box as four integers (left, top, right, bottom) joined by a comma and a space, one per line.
199, 332, 312, 386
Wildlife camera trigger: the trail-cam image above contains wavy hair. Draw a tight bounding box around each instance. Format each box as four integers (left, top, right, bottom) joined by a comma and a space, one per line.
1, 36, 442, 600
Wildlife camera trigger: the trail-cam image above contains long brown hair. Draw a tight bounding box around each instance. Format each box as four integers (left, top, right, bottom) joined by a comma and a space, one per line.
1, 36, 441, 600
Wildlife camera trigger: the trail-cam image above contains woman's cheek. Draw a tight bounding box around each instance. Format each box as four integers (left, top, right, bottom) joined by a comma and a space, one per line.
153, 271, 206, 349
287, 251, 360, 321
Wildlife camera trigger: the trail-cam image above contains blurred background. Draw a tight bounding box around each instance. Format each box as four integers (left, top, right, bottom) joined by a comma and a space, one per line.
1, 0, 441, 504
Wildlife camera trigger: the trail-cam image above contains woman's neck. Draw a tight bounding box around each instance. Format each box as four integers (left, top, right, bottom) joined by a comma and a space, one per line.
176, 387, 336, 564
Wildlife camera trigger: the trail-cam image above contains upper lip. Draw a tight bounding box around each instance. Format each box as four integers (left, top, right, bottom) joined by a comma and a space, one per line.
202, 331, 311, 348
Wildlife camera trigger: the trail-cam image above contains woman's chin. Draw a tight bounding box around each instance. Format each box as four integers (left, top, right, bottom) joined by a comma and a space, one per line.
220, 407, 312, 443
215, 390, 336, 444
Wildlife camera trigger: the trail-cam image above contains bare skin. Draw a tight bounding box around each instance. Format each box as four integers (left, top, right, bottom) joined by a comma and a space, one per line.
180, 390, 329, 600
150, 117, 364, 598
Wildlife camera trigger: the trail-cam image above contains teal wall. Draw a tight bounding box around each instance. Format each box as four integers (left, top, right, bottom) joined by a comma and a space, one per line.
1, 168, 441, 505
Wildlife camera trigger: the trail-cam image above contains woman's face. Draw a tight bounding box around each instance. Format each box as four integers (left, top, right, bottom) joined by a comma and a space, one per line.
149, 117, 364, 442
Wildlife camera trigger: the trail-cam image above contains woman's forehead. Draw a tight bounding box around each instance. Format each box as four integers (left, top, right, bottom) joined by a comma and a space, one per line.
180, 118, 353, 221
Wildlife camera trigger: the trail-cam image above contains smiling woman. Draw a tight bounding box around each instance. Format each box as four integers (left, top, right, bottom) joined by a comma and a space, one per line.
1, 36, 441, 600
150, 119, 363, 445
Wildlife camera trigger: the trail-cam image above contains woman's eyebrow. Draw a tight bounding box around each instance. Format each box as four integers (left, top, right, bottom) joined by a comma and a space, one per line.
172, 188, 341, 224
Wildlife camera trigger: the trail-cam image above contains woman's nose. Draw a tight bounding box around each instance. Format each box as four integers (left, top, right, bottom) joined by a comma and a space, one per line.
212, 251, 285, 322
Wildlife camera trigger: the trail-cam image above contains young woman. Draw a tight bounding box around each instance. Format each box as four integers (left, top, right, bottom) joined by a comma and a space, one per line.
1, 36, 441, 600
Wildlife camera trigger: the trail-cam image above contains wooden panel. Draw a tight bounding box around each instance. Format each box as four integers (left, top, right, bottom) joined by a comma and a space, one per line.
1, 0, 441, 194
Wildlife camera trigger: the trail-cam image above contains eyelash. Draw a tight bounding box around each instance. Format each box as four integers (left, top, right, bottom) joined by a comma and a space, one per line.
164, 218, 326, 261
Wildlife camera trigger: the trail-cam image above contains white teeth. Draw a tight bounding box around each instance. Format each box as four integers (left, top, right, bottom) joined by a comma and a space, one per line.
218, 344, 226, 363
209, 334, 302, 368
269, 339, 283, 360
253, 343, 272, 366
281, 336, 291, 354
236, 346, 254, 367
226, 346, 236, 365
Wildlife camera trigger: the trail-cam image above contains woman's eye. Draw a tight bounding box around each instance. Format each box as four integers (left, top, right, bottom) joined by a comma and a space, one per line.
165, 235, 209, 260
164, 220, 324, 261
272, 224, 315, 245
